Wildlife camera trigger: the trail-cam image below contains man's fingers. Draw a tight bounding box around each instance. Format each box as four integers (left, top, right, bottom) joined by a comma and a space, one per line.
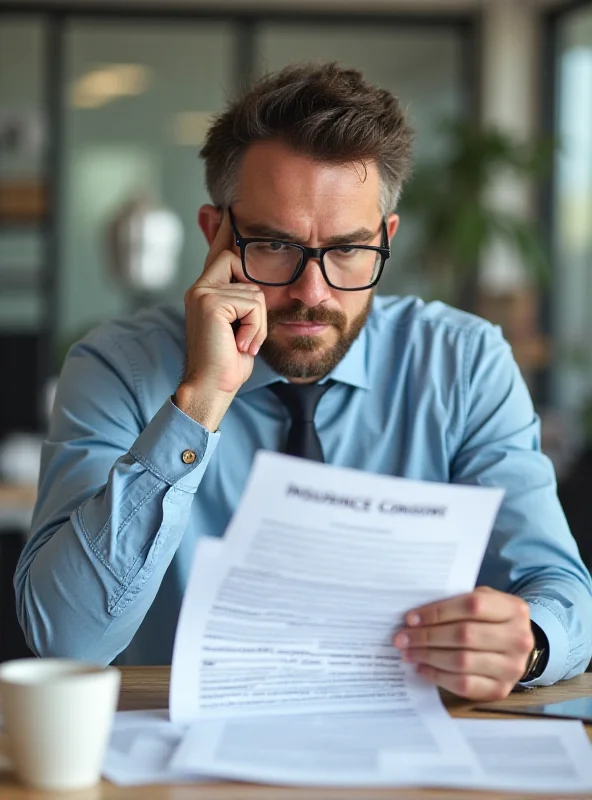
414, 663, 513, 702
185, 283, 262, 319
233, 300, 268, 355
204, 292, 265, 347
196, 212, 244, 286
185, 285, 265, 349
396, 590, 534, 702
402, 647, 527, 683
393, 620, 534, 655
203, 209, 236, 272
198, 250, 244, 288
405, 589, 530, 627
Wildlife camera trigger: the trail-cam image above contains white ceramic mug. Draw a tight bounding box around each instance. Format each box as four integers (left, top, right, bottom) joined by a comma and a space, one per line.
0, 658, 120, 791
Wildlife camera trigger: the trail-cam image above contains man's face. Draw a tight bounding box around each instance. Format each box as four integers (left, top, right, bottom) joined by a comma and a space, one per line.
206, 140, 398, 382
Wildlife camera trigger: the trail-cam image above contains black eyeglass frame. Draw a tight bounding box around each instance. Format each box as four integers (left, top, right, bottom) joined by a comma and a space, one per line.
227, 206, 391, 291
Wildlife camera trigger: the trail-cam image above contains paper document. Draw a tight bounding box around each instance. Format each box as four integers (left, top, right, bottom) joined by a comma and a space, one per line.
455, 718, 592, 792
103, 710, 207, 786
171, 714, 592, 792
102, 453, 592, 793
168, 451, 504, 785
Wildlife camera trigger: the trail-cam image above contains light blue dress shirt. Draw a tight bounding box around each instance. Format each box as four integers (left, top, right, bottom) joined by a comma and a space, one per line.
15, 295, 592, 684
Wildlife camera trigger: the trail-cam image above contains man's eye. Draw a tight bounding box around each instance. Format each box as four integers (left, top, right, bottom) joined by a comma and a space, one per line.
337, 246, 356, 255
250, 241, 292, 256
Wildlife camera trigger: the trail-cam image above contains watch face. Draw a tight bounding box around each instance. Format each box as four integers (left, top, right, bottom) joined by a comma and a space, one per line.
529, 647, 544, 679
520, 648, 538, 682
528, 622, 549, 679
520, 641, 547, 682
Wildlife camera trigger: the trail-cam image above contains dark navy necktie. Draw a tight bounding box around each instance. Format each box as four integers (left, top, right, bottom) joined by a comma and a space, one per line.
269, 380, 335, 462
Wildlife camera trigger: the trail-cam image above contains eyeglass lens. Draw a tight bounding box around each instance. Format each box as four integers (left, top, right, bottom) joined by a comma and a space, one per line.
244, 242, 382, 288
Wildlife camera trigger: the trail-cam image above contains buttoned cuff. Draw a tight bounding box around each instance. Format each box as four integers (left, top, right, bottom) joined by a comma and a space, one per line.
130, 397, 220, 491
520, 601, 570, 687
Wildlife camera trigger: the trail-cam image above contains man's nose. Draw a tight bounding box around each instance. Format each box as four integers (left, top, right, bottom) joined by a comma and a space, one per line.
288, 259, 332, 307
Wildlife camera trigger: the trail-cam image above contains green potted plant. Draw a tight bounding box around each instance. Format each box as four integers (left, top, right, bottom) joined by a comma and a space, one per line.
400, 118, 553, 309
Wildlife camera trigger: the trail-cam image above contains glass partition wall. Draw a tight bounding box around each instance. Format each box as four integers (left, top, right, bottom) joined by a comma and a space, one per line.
549, 2, 592, 417
0, 15, 51, 434
60, 20, 236, 347
546, 0, 592, 572
0, 17, 47, 332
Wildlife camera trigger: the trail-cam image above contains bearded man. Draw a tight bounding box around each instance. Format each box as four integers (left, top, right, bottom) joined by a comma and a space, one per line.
16, 63, 592, 700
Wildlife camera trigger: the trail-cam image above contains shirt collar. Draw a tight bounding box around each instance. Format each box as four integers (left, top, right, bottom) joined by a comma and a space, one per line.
237, 321, 370, 395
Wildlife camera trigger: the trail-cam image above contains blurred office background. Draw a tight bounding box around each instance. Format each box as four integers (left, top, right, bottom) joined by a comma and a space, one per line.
0, 0, 591, 656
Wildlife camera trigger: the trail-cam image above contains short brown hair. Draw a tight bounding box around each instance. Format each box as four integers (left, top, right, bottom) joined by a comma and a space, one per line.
201, 62, 414, 214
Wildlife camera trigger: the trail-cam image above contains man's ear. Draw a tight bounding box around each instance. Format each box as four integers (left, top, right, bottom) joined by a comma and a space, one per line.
386, 213, 400, 242
198, 204, 223, 245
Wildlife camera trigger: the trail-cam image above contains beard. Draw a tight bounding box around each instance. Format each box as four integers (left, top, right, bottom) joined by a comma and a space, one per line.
260, 296, 373, 380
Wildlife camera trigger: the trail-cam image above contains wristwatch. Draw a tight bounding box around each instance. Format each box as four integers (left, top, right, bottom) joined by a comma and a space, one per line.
520, 621, 549, 682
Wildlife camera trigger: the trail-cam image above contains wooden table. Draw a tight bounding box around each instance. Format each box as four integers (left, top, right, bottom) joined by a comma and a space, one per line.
2, 667, 592, 799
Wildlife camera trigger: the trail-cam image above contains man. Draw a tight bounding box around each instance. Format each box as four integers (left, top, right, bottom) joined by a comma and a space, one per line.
16, 63, 592, 701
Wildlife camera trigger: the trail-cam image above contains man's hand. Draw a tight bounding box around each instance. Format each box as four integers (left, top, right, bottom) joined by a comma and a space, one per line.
174, 211, 267, 431
393, 586, 535, 701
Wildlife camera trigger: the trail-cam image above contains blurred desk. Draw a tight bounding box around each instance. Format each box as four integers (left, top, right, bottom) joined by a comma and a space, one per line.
1, 667, 592, 799
0, 484, 36, 532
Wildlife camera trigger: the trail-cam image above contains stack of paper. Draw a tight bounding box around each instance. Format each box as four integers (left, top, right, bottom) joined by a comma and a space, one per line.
103, 452, 592, 793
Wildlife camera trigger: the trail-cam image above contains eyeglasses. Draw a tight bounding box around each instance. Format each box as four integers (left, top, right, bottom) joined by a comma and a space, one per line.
228, 207, 390, 291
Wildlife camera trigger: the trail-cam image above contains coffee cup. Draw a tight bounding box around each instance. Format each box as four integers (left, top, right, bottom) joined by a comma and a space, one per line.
0, 658, 120, 791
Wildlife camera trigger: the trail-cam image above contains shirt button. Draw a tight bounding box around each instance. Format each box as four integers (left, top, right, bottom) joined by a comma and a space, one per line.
181, 449, 196, 465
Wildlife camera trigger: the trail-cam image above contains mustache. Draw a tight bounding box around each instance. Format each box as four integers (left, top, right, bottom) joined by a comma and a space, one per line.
267, 303, 347, 329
